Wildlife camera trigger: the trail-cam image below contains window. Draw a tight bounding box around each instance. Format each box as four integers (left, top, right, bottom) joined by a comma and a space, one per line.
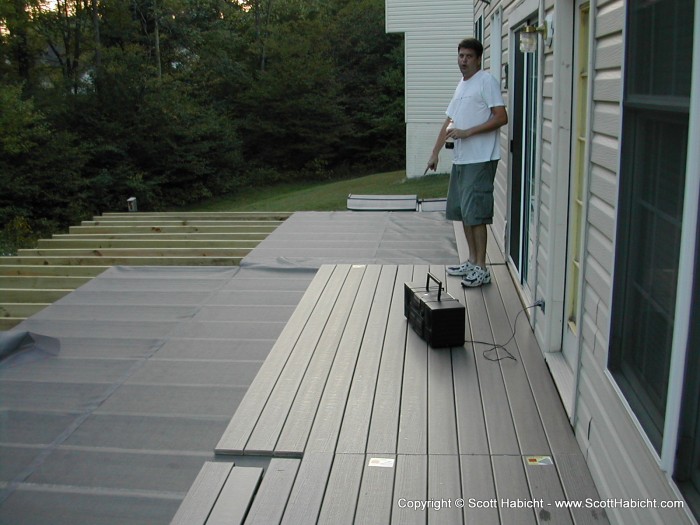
474, 16, 483, 43
609, 0, 693, 453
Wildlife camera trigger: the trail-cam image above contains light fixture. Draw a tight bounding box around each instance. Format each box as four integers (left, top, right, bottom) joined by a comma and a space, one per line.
519, 14, 554, 53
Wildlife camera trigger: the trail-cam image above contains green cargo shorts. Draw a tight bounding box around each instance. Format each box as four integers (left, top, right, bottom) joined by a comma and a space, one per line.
445, 160, 498, 226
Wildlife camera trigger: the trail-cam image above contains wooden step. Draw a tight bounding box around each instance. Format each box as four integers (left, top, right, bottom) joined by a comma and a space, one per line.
0, 303, 50, 318
97, 211, 292, 220
0, 276, 93, 289
36, 239, 261, 249
1, 256, 243, 266
17, 247, 253, 257
52, 233, 269, 241
70, 225, 279, 234
0, 318, 24, 330
0, 288, 73, 303
0, 265, 109, 277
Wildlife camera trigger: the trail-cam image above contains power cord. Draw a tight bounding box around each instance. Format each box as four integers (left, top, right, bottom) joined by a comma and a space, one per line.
464, 303, 541, 362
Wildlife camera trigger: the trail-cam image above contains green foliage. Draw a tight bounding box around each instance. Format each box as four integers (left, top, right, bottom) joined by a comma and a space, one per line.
0, 83, 88, 236
0, 0, 406, 232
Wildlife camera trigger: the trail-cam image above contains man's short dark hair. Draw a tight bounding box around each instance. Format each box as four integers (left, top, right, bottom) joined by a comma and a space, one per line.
458, 38, 483, 58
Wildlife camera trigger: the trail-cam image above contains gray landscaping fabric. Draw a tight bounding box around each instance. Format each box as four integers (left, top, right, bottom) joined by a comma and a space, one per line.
0, 211, 458, 524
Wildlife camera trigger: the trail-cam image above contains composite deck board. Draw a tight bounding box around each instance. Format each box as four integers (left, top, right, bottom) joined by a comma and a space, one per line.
353, 454, 397, 524
427, 265, 460, 456
460, 455, 499, 525
491, 265, 582, 455
170, 461, 233, 525
317, 453, 365, 524
245, 265, 363, 455
427, 454, 464, 524
274, 265, 375, 455
464, 286, 520, 455
492, 454, 536, 525
205, 263, 609, 524
480, 277, 552, 456
206, 466, 263, 525
397, 265, 430, 455
215, 265, 336, 454
243, 458, 300, 525
553, 454, 610, 525
521, 456, 573, 525
300, 266, 382, 454
441, 270, 490, 455
365, 265, 414, 455
280, 452, 334, 525
335, 265, 398, 454
392, 454, 428, 525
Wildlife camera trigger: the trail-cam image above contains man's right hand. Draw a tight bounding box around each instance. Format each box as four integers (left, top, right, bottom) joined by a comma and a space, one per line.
427, 154, 438, 172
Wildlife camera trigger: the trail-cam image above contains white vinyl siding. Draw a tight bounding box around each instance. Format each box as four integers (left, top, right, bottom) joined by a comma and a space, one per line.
386, 0, 473, 176
465, 0, 699, 522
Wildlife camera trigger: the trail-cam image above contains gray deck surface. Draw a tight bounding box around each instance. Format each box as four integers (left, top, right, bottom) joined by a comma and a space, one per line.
212, 263, 607, 524
1, 211, 606, 524
0, 211, 462, 524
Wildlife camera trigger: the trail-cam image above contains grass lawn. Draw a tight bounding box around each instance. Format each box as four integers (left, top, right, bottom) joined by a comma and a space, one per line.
186, 170, 450, 212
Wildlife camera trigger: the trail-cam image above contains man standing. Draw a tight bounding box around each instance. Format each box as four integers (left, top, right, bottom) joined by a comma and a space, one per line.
427, 38, 507, 287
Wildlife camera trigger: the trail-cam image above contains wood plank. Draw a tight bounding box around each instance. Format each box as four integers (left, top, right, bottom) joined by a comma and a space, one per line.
460, 455, 499, 525
439, 268, 490, 455
554, 454, 610, 525
317, 454, 365, 524
354, 454, 397, 524
170, 461, 233, 525
480, 276, 551, 456
427, 454, 463, 524
492, 455, 537, 525
392, 454, 427, 525
53, 233, 268, 240
397, 265, 429, 455
0, 265, 108, 277
0, 288, 72, 303
281, 452, 334, 525
245, 265, 363, 455
283, 266, 380, 455
207, 466, 263, 525
0, 303, 49, 318
521, 456, 573, 525
427, 265, 459, 456
215, 264, 337, 454
464, 286, 520, 455
1, 256, 244, 266
17, 247, 253, 257
366, 265, 414, 454
336, 265, 397, 454
244, 458, 300, 525
81, 220, 281, 227
97, 211, 291, 220
36, 239, 261, 249
69, 225, 279, 234
0, 276, 93, 289
491, 265, 582, 455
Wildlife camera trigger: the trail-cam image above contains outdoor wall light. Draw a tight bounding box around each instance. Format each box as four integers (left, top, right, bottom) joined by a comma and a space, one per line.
519, 14, 554, 53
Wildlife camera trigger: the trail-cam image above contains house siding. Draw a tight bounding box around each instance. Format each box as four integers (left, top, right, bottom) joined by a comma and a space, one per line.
473, 0, 699, 523
386, 0, 474, 177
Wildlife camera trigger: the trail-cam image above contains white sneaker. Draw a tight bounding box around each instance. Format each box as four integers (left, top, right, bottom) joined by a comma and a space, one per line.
446, 260, 476, 276
461, 265, 491, 287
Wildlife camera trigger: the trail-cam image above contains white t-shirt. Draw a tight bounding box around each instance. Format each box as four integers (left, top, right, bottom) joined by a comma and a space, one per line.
446, 69, 505, 164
